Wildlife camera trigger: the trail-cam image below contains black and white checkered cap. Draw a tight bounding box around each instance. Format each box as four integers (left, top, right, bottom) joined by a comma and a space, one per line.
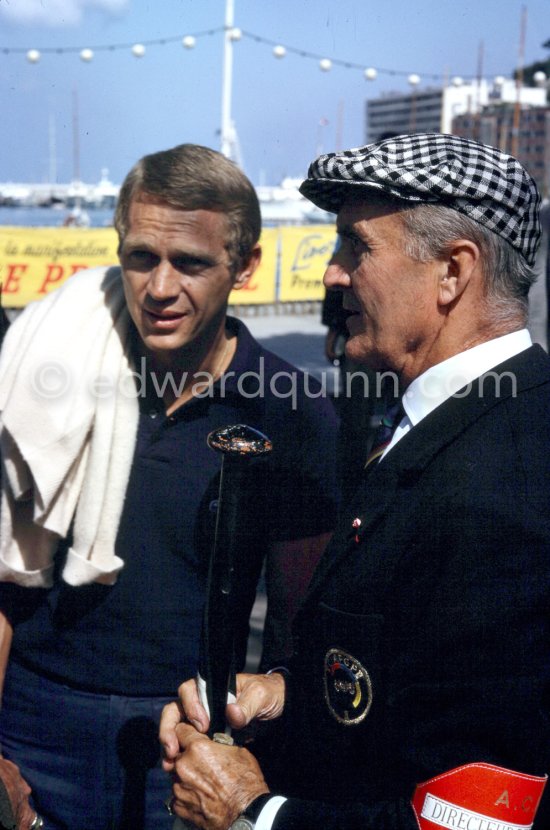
299, 133, 541, 265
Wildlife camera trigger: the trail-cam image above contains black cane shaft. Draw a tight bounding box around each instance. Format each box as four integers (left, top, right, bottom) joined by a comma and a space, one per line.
201, 460, 247, 735
201, 425, 273, 738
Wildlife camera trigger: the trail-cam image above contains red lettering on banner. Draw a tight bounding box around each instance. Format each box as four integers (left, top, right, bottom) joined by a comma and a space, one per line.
3, 264, 28, 293
38, 264, 65, 294
38, 263, 88, 294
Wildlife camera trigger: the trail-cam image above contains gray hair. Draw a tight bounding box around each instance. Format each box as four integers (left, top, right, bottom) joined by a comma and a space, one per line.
114, 143, 261, 274
397, 202, 536, 325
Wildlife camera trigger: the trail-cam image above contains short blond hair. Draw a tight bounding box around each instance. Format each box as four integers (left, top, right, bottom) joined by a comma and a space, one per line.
114, 143, 261, 273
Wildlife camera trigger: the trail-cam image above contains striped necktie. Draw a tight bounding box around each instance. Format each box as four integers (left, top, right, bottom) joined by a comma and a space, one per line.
364, 400, 404, 469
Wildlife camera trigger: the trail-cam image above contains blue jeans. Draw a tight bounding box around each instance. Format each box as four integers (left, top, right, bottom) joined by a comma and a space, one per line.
0, 660, 175, 830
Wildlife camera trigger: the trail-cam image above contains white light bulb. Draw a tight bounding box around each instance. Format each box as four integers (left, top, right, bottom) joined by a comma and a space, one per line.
229, 28, 242, 41
319, 58, 332, 72
408, 73, 421, 86
364, 67, 377, 81
80, 48, 94, 62
533, 71, 547, 87
273, 45, 286, 59
132, 43, 145, 58
182, 36, 196, 49
26, 49, 41, 64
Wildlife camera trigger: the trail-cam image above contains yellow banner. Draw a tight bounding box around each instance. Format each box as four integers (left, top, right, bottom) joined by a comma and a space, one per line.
0, 224, 335, 307
0, 226, 118, 307
278, 225, 337, 302
0, 225, 278, 307
229, 227, 277, 305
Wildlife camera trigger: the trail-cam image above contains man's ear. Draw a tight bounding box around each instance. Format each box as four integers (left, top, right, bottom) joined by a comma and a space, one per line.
233, 244, 262, 290
438, 239, 480, 306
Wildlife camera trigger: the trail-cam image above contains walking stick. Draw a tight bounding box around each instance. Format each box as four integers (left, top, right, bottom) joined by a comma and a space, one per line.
173, 424, 273, 828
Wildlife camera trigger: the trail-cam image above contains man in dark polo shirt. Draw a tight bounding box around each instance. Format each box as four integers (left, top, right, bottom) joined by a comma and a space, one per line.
0, 144, 338, 830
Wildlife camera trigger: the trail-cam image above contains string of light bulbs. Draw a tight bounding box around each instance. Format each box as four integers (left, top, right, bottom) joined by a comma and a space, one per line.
2, 27, 223, 61
1, 24, 519, 88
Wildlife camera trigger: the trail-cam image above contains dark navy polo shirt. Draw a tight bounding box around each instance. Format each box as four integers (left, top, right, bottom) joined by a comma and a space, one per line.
1, 318, 338, 696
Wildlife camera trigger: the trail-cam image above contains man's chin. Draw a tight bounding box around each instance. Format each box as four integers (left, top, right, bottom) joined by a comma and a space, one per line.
345, 337, 374, 367
345, 341, 392, 374
141, 332, 191, 359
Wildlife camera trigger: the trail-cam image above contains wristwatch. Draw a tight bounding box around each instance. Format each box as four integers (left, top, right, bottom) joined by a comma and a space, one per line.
229, 793, 273, 830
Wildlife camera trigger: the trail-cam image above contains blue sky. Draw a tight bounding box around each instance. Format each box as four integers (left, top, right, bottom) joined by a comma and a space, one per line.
1, 0, 549, 186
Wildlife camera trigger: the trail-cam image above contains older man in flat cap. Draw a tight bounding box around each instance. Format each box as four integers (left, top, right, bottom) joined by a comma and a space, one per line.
161, 134, 550, 830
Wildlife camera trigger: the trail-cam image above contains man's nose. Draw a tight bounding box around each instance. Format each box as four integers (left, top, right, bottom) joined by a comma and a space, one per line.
324, 259, 351, 290
148, 261, 181, 301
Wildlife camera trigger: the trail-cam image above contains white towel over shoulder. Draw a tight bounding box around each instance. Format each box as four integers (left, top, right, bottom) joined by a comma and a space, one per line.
0, 265, 139, 587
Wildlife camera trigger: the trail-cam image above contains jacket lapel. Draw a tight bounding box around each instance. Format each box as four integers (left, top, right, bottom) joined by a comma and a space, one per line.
302, 345, 550, 607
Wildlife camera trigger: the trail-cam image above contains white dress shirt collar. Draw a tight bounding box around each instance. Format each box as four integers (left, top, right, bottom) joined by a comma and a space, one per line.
402, 329, 532, 427
383, 329, 532, 459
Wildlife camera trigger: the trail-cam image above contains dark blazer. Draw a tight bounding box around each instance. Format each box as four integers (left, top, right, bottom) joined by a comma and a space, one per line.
270, 344, 550, 829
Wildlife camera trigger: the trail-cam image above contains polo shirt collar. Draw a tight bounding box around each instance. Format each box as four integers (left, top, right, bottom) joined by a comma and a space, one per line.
223, 316, 262, 385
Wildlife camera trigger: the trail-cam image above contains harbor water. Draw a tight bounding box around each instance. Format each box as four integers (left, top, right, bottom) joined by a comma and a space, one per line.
0, 206, 115, 227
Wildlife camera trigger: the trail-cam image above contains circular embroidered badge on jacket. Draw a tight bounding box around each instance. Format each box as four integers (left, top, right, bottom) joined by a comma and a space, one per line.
324, 648, 373, 725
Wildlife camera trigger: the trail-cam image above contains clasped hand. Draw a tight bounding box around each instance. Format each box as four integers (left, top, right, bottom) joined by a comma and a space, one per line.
159, 672, 286, 830
0, 757, 35, 830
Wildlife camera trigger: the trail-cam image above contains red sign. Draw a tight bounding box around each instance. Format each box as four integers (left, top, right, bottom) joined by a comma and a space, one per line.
412, 762, 547, 830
